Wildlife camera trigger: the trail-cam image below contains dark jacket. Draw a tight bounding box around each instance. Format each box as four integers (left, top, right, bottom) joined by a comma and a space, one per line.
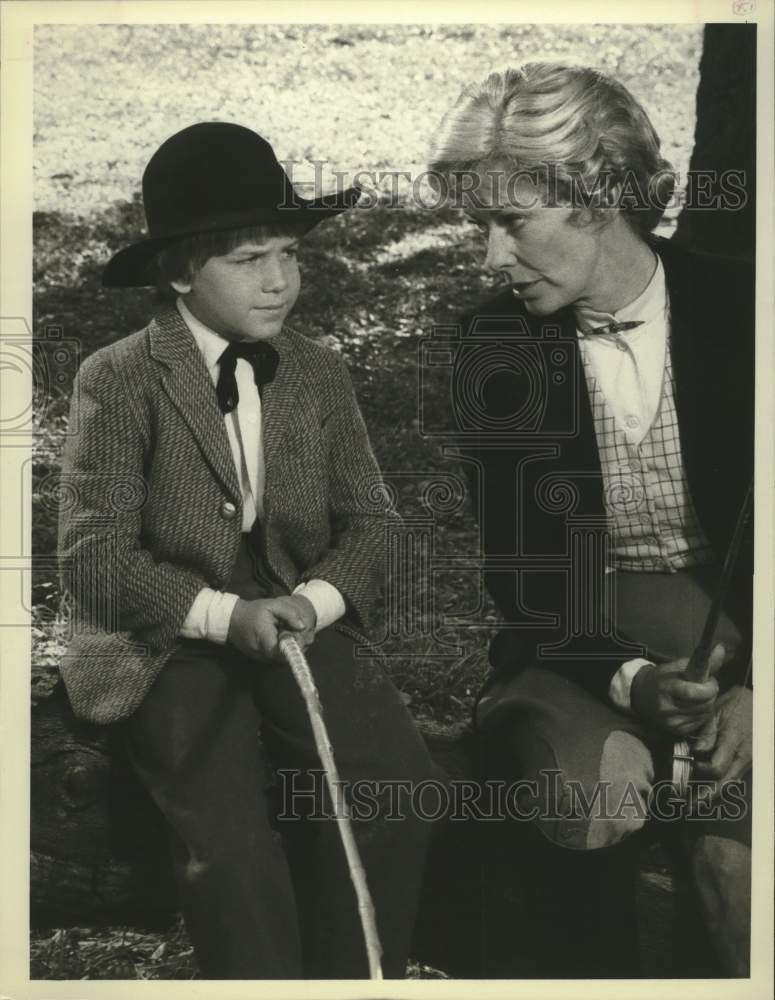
454, 237, 754, 703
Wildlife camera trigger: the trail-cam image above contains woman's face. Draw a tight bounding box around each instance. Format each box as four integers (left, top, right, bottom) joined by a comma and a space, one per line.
463, 172, 611, 316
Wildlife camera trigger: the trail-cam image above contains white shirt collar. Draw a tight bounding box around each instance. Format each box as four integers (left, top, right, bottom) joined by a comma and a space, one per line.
575, 254, 667, 338
176, 297, 230, 371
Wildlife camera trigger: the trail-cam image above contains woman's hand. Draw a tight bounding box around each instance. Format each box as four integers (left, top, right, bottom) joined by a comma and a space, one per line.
691, 684, 752, 793
630, 643, 727, 735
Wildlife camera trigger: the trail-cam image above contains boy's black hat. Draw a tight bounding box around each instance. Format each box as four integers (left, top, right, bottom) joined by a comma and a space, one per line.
103, 122, 361, 287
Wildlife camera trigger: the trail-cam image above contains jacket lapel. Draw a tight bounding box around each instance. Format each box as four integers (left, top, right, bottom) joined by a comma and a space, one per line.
521, 302, 605, 515
149, 309, 241, 502
655, 237, 699, 425
260, 327, 304, 492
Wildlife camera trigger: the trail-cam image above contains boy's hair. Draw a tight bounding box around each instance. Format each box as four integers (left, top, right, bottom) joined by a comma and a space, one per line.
154, 222, 308, 300
428, 63, 675, 236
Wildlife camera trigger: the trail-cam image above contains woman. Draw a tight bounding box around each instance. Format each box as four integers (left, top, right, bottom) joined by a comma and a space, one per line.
426, 63, 753, 976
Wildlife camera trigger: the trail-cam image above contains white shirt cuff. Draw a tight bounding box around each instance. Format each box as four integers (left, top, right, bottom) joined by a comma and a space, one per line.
293, 579, 346, 631
179, 587, 240, 644
609, 658, 653, 713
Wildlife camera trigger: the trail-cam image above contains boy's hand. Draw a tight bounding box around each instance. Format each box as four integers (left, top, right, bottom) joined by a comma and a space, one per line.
284, 593, 317, 649
227, 596, 317, 663
630, 643, 727, 736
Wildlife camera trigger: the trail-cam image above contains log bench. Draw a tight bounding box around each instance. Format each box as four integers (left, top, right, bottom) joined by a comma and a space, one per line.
31, 680, 721, 978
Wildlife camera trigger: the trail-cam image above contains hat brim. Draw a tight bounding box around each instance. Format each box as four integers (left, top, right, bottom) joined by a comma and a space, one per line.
102, 186, 362, 288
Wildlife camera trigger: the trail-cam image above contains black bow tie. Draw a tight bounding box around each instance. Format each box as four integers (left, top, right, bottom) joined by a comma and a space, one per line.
587, 320, 645, 336
216, 340, 279, 414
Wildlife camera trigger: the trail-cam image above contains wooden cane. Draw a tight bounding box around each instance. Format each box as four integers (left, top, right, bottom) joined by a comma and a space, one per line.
683, 478, 754, 683
278, 631, 384, 980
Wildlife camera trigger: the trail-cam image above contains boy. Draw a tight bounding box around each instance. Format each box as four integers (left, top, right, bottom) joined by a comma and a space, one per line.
58, 122, 434, 979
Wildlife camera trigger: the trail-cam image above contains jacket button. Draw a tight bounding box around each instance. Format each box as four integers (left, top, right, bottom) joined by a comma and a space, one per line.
220, 500, 238, 520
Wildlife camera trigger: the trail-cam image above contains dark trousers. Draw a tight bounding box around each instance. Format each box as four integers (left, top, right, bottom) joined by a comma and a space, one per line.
476, 565, 750, 848
122, 537, 435, 979
474, 566, 751, 975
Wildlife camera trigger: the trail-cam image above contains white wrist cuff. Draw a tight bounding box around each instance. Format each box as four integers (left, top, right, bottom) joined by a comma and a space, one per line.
179, 587, 239, 644
609, 658, 654, 713
292, 579, 346, 631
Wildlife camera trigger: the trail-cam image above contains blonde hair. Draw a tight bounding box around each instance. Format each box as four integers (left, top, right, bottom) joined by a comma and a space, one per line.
428, 63, 675, 235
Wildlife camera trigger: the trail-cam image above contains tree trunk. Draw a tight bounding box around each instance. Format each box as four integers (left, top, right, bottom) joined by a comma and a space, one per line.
672, 23, 756, 259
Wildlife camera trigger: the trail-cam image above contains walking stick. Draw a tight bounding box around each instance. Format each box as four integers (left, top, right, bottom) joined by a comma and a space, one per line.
682, 479, 754, 684
278, 631, 384, 980
671, 478, 754, 798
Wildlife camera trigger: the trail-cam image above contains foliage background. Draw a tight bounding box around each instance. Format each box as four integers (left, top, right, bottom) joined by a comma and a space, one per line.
31, 21, 703, 978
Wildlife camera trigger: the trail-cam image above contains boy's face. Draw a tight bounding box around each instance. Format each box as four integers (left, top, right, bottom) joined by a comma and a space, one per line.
172, 235, 301, 341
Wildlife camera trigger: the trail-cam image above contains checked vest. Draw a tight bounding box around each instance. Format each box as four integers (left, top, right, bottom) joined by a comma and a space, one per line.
581, 338, 715, 573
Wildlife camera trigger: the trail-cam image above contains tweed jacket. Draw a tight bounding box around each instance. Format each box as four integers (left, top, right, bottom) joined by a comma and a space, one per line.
455, 237, 754, 703
58, 308, 389, 725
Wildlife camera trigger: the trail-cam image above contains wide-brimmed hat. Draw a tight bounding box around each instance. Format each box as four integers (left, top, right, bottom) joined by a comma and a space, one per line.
102, 122, 361, 287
